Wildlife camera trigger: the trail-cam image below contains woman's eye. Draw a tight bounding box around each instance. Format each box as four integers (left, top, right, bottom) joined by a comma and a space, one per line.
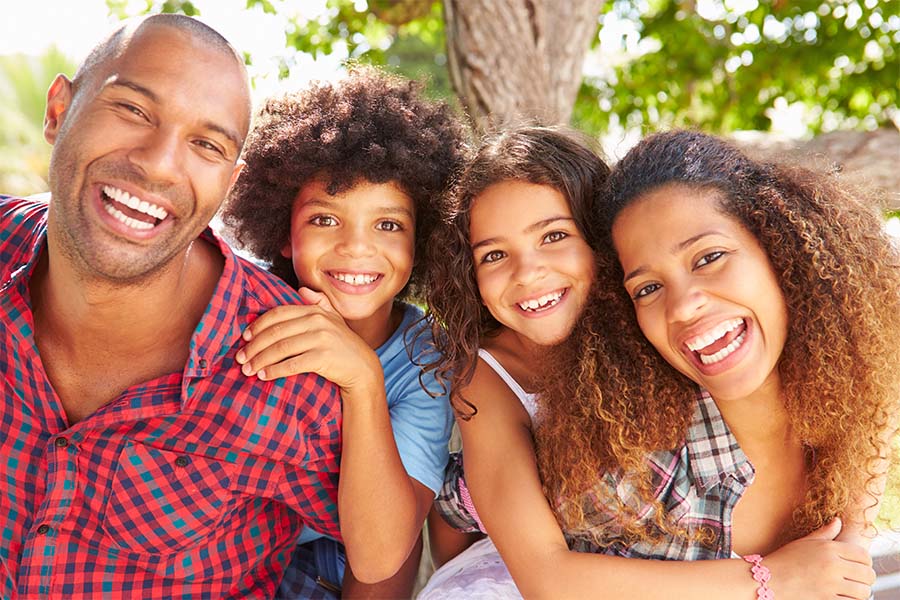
543, 231, 568, 243
310, 215, 337, 227
376, 220, 403, 232
633, 283, 661, 299
481, 250, 506, 264
695, 251, 725, 268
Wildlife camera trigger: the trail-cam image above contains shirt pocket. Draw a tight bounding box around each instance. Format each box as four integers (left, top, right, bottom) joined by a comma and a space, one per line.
101, 441, 235, 554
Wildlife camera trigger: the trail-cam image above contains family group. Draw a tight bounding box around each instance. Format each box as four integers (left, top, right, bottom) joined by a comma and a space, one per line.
1, 13, 897, 600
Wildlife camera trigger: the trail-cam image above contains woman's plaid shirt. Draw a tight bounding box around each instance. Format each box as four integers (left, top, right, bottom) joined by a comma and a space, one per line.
435, 390, 755, 560
0, 196, 342, 598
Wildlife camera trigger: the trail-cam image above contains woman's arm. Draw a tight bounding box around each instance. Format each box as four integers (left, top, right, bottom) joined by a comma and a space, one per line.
458, 360, 875, 600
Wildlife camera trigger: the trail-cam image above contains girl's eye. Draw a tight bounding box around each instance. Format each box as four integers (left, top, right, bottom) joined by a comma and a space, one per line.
633, 282, 661, 300
481, 250, 506, 264
543, 231, 568, 243
310, 215, 337, 227
695, 251, 725, 268
376, 220, 403, 232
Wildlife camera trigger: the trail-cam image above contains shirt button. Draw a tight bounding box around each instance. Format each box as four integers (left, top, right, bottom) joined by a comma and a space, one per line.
36, 524, 50, 535
54, 437, 69, 448
198, 359, 207, 369
174, 456, 190, 468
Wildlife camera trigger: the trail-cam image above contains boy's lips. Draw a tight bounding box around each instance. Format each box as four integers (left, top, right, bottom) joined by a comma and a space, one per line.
325, 270, 384, 294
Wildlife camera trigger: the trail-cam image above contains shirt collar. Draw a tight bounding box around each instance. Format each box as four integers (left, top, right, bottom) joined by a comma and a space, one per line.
2, 205, 245, 382
184, 229, 245, 379
686, 389, 755, 492
1, 205, 48, 295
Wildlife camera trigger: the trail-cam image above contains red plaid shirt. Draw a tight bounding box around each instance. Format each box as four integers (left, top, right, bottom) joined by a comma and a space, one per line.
0, 196, 342, 598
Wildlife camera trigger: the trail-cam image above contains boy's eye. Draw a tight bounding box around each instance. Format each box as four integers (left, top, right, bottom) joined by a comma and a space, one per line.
310, 215, 338, 227
695, 251, 725, 268
376, 220, 403, 232
543, 231, 568, 243
481, 250, 506, 264
633, 282, 661, 300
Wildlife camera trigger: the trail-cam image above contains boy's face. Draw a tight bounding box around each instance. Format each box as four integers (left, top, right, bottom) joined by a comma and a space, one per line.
282, 179, 415, 331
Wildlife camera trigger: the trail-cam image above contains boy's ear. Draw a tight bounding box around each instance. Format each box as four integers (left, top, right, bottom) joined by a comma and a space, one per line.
280, 239, 292, 259
44, 74, 74, 145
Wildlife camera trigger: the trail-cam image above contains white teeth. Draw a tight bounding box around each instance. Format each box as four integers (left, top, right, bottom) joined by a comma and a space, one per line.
699, 330, 747, 365
518, 290, 564, 312
685, 318, 744, 352
332, 272, 378, 286
102, 185, 169, 221
103, 201, 154, 230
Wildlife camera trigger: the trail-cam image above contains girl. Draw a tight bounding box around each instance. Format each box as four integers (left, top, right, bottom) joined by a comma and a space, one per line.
423, 128, 888, 599
222, 67, 466, 598
538, 130, 899, 597
420, 125, 608, 598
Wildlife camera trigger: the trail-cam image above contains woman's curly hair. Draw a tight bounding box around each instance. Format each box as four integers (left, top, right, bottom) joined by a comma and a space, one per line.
538, 130, 900, 547
221, 66, 468, 300
423, 125, 610, 416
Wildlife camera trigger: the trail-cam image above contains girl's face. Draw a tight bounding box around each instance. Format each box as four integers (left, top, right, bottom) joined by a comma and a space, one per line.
611, 184, 788, 403
469, 180, 595, 346
282, 179, 415, 329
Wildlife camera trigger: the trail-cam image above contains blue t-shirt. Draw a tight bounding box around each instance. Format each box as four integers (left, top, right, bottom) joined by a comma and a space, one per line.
297, 302, 453, 545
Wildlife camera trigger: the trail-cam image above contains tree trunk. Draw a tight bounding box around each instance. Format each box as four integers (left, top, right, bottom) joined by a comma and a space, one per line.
735, 128, 900, 211
443, 0, 603, 131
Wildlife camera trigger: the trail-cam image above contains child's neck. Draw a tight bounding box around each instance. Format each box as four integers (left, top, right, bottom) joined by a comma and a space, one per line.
481, 327, 548, 394
346, 301, 404, 349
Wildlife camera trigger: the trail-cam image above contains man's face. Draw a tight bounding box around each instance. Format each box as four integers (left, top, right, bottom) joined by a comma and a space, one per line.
44, 25, 250, 283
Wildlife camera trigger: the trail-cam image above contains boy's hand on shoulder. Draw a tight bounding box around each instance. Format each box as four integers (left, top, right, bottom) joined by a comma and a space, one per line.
236, 287, 383, 393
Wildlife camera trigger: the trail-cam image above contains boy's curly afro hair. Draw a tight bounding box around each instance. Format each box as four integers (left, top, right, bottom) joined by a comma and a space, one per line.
221, 66, 469, 299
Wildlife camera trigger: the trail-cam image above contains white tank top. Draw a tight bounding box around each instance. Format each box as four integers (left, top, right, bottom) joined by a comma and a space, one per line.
477, 349, 539, 424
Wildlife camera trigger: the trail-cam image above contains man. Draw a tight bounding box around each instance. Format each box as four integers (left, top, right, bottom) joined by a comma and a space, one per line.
0, 15, 342, 598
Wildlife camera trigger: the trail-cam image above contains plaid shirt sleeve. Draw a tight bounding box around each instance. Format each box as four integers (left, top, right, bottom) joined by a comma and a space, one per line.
433, 451, 486, 534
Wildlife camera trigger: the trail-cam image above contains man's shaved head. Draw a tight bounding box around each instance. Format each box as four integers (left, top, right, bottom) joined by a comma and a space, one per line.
73, 14, 249, 111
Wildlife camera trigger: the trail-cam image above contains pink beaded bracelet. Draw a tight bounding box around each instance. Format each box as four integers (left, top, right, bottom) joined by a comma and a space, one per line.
742, 554, 774, 599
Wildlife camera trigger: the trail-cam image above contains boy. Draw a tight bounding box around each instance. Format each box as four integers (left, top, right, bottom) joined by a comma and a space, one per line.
223, 67, 467, 598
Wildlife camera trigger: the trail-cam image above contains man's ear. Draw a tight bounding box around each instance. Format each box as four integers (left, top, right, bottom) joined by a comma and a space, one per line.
44, 74, 74, 145
228, 159, 246, 191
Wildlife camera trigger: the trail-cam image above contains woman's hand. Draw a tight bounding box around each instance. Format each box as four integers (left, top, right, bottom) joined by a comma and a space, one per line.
764, 519, 875, 600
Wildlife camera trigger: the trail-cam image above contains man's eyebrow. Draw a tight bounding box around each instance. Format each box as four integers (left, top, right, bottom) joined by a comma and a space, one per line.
109, 79, 158, 102
201, 120, 242, 152
623, 230, 725, 283
108, 79, 242, 152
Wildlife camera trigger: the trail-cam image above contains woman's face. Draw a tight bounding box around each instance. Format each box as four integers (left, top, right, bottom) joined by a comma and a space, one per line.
611, 184, 788, 402
469, 180, 595, 346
